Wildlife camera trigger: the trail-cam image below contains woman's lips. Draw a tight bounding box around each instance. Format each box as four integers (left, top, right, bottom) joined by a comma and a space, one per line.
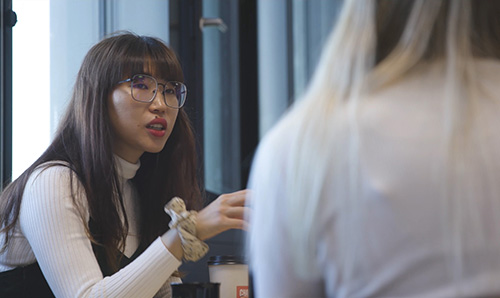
146, 118, 167, 137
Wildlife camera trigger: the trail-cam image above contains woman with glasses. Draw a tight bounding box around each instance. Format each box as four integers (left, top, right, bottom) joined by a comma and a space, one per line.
248, 0, 500, 297
0, 32, 249, 297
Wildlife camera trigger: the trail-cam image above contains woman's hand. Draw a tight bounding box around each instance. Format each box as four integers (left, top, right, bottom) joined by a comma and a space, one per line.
195, 189, 250, 241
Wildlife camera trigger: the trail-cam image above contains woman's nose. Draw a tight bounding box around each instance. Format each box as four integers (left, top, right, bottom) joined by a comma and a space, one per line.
149, 89, 167, 113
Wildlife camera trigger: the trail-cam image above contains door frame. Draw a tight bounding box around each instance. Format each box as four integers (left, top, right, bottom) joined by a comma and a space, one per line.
0, 0, 15, 188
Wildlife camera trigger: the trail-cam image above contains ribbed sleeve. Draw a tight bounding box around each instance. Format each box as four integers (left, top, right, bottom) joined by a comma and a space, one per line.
17, 165, 181, 297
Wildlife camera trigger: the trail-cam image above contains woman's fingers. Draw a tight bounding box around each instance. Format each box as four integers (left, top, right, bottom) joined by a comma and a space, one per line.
221, 189, 249, 206
224, 217, 249, 231
195, 189, 251, 240
224, 206, 248, 220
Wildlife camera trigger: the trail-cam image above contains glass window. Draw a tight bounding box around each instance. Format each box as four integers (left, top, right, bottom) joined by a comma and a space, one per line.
202, 0, 241, 194
12, 0, 51, 178
11, 0, 169, 179
292, 0, 342, 98
257, 0, 342, 137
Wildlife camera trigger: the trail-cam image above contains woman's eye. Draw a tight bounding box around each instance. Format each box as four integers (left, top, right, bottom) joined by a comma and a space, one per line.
132, 83, 148, 90
164, 88, 176, 95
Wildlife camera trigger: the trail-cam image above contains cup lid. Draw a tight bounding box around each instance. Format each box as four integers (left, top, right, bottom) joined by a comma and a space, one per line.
171, 282, 220, 288
207, 255, 246, 265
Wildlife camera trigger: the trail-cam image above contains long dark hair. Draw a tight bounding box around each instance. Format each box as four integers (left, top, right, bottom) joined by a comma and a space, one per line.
0, 32, 202, 271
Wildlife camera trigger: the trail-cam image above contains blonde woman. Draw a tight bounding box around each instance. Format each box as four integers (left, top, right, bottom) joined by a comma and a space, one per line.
248, 0, 500, 297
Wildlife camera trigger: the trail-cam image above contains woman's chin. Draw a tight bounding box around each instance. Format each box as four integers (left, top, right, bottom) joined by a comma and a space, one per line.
145, 140, 168, 154
146, 148, 163, 154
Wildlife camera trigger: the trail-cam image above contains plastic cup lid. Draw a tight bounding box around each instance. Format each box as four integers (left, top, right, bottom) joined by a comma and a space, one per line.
207, 255, 247, 265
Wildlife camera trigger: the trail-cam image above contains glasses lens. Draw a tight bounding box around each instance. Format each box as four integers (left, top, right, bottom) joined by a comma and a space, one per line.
163, 81, 187, 108
131, 75, 157, 102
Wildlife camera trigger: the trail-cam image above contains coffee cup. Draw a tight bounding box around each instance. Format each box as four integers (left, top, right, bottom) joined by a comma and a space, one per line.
208, 256, 248, 298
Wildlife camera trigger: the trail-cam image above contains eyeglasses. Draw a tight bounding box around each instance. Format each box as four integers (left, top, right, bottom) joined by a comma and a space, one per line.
117, 74, 187, 109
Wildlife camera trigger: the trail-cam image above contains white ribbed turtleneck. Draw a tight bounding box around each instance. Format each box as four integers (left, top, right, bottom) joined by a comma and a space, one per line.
0, 158, 181, 297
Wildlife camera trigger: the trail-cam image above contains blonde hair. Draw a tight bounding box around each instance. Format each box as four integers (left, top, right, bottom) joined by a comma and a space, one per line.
268, 0, 500, 284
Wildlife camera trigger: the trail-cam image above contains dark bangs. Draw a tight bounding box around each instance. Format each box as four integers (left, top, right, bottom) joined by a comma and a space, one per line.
113, 35, 184, 84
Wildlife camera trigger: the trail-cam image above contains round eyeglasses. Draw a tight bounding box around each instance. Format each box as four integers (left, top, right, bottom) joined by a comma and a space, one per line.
117, 74, 187, 109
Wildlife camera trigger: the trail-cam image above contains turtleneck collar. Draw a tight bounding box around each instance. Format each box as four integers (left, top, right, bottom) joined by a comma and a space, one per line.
114, 155, 140, 180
